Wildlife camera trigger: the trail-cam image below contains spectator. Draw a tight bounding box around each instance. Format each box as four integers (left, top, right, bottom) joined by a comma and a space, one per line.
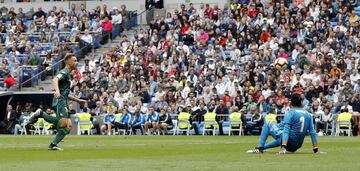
115, 106, 132, 134
100, 16, 112, 44
3, 72, 17, 90
144, 106, 159, 135
157, 108, 173, 135
0, 105, 17, 134
33, 7, 46, 19
14, 104, 31, 135
80, 29, 93, 55
215, 99, 229, 135
101, 105, 116, 135
131, 107, 145, 135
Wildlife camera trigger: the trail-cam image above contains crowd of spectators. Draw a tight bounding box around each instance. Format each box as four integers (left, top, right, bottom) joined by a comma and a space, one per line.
2, 0, 360, 136
0, 3, 132, 90
70, 0, 360, 135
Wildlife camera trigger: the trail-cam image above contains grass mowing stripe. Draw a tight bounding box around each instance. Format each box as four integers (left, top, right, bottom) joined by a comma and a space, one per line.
0, 136, 359, 171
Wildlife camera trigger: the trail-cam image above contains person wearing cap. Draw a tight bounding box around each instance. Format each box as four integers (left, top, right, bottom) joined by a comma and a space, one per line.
169, 75, 179, 89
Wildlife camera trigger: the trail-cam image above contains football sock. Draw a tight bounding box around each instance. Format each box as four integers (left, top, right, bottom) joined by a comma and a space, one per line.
52, 128, 69, 145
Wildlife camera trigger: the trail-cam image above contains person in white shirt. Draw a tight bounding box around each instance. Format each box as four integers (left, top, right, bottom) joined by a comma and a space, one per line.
81, 29, 93, 44
80, 29, 93, 55
111, 8, 122, 25
350, 70, 360, 84
46, 11, 57, 26
215, 77, 226, 96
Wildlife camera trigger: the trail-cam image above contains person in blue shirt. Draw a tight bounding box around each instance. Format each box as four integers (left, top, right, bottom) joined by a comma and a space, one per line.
101, 105, 116, 135
14, 112, 31, 135
131, 108, 145, 135
248, 93, 320, 154
144, 106, 160, 135
115, 107, 132, 134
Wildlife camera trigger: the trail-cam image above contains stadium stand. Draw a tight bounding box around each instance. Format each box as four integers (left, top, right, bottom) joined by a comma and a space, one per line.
0, 0, 360, 136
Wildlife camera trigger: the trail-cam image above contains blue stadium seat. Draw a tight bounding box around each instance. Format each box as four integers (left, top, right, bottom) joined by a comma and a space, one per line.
24, 20, 33, 28
29, 36, 40, 42
331, 22, 338, 27
59, 35, 68, 41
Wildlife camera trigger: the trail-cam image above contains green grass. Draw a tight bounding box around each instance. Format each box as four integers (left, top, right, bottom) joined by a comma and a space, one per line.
0, 136, 359, 171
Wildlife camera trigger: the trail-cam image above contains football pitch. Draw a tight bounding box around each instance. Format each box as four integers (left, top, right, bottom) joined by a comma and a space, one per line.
0, 136, 359, 171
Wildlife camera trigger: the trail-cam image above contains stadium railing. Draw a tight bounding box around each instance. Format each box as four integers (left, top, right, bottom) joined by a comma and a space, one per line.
18, 30, 112, 90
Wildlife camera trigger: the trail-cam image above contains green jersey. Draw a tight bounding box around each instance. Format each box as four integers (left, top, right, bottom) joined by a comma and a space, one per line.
56, 68, 71, 98
52, 68, 71, 110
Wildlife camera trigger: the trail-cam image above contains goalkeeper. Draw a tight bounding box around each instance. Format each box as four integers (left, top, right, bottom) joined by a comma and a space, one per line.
248, 93, 320, 154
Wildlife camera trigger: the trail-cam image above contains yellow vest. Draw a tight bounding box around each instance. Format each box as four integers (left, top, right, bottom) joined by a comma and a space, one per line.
229, 112, 242, 127
265, 113, 277, 122
178, 112, 191, 129
204, 112, 217, 128
115, 113, 122, 123
229, 112, 242, 122
230, 4, 241, 10
337, 112, 352, 127
78, 112, 93, 130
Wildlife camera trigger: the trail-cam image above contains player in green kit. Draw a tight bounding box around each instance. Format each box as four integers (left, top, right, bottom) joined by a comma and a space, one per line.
28, 54, 86, 150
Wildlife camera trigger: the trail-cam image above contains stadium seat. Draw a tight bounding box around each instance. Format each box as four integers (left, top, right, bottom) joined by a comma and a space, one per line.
335, 120, 352, 136
114, 114, 127, 135
32, 118, 51, 135
202, 112, 218, 136
19, 122, 28, 135
176, 114, 191, 136
76, 113, 93, 135
166, 119, 177, 136
228, 112, 243, 136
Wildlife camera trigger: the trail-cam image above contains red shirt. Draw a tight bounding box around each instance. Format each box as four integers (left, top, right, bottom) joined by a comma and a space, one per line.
205, 8, 213, 19
101, 21, 112, 32
222, 95, 233, 104
277, 52, 289, 60
247, 9, 259, 18
260, 32, 271, 43
74, 69, 81, 80
181, 26, 189, 35
3, 76, 16, 87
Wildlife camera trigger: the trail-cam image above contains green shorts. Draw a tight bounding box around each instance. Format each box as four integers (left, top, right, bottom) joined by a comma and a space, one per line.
52, 97, 69, 118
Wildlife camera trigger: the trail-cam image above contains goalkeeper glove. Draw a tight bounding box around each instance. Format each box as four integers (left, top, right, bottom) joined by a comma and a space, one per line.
313, 147, 319, 153
279, 145, 287, 155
